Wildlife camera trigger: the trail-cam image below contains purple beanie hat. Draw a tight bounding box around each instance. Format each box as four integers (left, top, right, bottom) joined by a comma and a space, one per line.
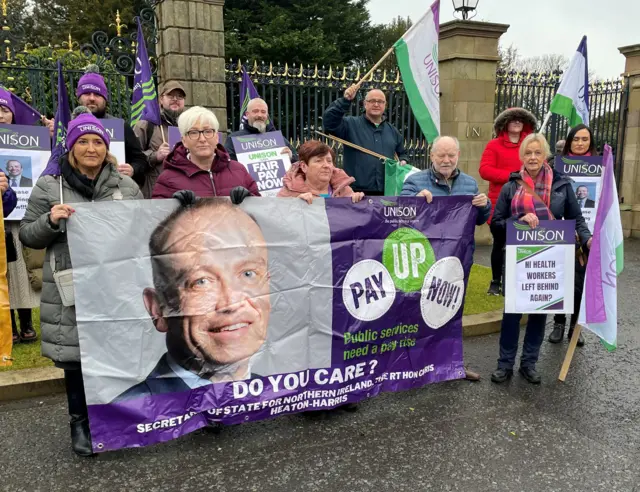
0, 87, 16, 117
66, 113, 111, 150
76, 71, 109, 102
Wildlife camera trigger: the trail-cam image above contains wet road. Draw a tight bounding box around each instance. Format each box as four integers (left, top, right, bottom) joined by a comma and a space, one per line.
1, 242, 639, 492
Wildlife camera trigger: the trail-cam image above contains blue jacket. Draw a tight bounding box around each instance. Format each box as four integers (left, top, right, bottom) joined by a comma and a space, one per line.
322, 97, 408, 193
401, 168, 491, 226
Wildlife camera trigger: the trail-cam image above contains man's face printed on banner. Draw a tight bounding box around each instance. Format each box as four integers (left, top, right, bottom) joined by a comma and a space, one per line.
144, 203, 271, 378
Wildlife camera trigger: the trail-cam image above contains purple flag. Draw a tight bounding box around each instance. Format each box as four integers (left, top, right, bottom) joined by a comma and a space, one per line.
41, 61, 71, 176
131, 17, 161, 127
0, 86, 41, 126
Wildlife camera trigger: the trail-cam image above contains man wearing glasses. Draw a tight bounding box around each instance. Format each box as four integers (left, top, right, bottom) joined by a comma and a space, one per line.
134, 81, 188, 198
322, 84, 409, 195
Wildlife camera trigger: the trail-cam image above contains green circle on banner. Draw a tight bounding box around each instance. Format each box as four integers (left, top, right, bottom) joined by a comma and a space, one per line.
382, 227, 436, 292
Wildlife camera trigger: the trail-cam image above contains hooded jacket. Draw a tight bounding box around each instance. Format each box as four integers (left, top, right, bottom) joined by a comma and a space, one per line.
479, 108, 537, 222
491, 170, 591, 247
277, 163, 356, 198
152, 143, 260, 198
19, 155, 142, 366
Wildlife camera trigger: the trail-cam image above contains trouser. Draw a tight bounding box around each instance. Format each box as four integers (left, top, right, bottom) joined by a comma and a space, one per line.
553, 252, 588, 327
10, 309, 32, 334
64, 369, 89, 421
498, 313, 547, 370
490, 221, 506, 283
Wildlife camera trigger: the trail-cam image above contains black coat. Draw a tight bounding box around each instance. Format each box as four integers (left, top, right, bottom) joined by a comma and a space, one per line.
101, 114, 148, 188
492, 171, 591, 247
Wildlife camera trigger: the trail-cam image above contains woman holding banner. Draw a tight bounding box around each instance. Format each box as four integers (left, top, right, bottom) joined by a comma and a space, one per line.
20, 114, 142, 457
480, 108, 537, 296
548, 124, 597, 346
0, 87, 40, 343
490, 133, 591, 385
153, 106, 260, 199
278, 140, 365, 203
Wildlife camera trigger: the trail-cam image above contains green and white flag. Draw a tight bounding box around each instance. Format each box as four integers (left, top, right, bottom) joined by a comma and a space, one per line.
384, 159, 420, 196
549, 36, 589, 127
394, 0, 440, 143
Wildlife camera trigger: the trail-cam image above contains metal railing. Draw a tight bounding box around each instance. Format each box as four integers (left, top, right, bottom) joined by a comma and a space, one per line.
495, 69, 628, 179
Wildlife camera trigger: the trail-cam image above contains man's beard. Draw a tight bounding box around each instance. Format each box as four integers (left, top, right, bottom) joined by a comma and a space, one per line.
162, 107, 184, 126
251, 120, 267, 133
90, 106, 107, 119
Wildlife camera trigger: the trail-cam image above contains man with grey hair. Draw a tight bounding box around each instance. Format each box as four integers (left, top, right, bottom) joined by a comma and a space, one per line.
323, 84, 409, 195
401, 135, 490, 381
224, 98, 298, 162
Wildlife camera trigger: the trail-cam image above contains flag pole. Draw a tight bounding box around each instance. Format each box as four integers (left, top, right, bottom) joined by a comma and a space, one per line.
355, 47, 395, 88
0, 198, 12, 367
315, 130, 386, 160
160, 126, 166, 144
538, 111, 552, 134
558, 324, 584, 381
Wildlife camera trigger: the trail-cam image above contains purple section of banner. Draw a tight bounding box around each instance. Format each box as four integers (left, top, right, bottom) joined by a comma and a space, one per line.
555, 156, 603, 177
86, 196, 477, 453
168, 126, 181, 150
231, 131, 286, 155
0, 124, 50, 151
101, 119, 125, 142
507, 220, 575, 246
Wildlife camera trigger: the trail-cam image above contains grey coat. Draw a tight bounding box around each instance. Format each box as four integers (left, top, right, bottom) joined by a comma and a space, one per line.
19, 162, 142, 367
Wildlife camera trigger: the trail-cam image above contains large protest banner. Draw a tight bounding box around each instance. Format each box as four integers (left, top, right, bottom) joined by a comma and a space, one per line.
67, 196, 477, 452
101, 119, 126, 165
231, 131, 292, 196
555, 155, 603, 232
0, 124, 51, 220
504, 220, 576, 314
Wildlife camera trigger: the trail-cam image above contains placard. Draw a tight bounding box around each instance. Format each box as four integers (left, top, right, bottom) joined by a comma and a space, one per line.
102, 118, 126, 165
0, 124, 51, 220
555, 155, 603, 233
231, 131, 292, 196
504, 220, 576, 314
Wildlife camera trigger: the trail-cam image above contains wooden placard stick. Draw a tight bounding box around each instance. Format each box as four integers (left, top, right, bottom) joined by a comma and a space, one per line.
558, 324, 584, 382
354, 47, 395, 88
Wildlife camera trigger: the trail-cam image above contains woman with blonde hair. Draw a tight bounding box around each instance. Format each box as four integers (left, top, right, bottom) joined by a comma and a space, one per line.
20, 112, 142, 456
489, 133, 590, 385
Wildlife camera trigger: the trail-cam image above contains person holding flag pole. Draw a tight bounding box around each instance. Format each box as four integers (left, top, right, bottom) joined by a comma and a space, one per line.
322, 0, 441, 195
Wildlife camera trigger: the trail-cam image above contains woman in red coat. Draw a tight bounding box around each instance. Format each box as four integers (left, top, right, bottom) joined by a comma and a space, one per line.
479, 107, 537, 295
153, 106, 260, 199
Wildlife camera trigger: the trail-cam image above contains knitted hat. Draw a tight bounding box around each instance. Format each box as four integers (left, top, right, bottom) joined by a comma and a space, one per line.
0, 87, 16, 117
76, 64, 109, 102
66, 113, 111, 150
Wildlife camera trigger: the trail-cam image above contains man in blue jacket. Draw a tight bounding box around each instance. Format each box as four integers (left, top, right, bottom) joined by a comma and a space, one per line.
402, 135, 490, 381
402, 136, 491, 226
322, 84, 409, 195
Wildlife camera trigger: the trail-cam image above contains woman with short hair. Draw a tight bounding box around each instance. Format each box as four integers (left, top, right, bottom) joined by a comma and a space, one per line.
152, 106, 260, 198
277, 140, 364, 203
490, 133, 590, 385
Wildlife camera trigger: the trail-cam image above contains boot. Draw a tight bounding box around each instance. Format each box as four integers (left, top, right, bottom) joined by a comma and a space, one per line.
10, 310, 19, 344
18, 309, 37, 342
65, 369, 96, 457
487, 280, 501, 296
548, 322, 565, 343
568, 325, 585, 347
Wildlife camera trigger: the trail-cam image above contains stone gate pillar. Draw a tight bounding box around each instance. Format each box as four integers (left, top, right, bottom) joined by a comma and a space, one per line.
438, 21, 509, 244
618, 44, 640, 238
156, 0, 227, 134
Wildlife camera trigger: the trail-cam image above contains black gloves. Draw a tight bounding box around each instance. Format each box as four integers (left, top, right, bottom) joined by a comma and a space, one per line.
172, 189, 197, 207
230, 186, 251, 205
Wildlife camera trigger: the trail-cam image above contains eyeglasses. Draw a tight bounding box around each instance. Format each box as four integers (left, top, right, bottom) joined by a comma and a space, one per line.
186, 129, 216, 140
366, 99, 386, 106
165, 94, 185, 101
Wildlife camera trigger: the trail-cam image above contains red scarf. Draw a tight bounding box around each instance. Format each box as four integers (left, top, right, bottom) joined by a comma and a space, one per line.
511, 162, 554, 219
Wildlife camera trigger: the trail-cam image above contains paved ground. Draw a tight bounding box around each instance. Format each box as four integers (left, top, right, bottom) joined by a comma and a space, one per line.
1, 242, 639, 492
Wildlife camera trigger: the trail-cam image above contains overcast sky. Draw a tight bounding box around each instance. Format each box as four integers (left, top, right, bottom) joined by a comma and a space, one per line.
367, 0, 639, 79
